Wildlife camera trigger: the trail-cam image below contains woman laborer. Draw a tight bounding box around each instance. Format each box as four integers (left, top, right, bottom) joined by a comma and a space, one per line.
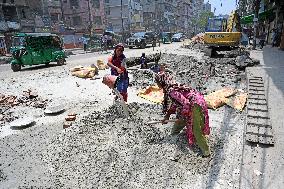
155, 72, 211, 157
107, 43, 129, 102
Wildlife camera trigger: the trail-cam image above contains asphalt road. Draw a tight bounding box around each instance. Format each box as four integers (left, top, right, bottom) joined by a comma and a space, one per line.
0, 42, 183, 79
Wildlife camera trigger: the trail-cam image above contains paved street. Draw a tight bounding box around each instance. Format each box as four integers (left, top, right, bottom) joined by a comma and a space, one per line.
240, 46, 284, 189
0, 42, 186, 79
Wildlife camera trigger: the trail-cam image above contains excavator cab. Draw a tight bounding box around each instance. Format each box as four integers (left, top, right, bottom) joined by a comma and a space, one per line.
206, 17, 227, 32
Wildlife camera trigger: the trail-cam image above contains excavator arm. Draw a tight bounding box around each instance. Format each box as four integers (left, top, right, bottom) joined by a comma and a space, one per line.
226, 10, 241, 32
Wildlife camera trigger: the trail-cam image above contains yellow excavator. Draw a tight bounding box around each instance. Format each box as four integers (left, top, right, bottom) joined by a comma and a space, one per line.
204, 10, 242, 57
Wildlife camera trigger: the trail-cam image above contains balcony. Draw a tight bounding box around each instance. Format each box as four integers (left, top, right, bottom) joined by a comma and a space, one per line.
0, 21, 21, 31
20, 19, 35, 27
7, 21, 20, 30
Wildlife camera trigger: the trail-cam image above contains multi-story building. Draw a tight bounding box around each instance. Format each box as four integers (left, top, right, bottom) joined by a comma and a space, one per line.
0, 0, 33, 51
0, 0, 27, 33
140, 0, 155, 32
129, 0, 144, 32
104, 0, 130, 34
61, 0, 105, 33
203, 2, 211, 12
176, 0, 194, 35
156, 0, 178, 33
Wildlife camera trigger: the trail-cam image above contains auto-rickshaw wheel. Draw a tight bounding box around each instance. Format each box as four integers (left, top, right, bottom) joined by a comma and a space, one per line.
11, 64, 21, 72
140, 42, 146, 49
57, 59, 65, 65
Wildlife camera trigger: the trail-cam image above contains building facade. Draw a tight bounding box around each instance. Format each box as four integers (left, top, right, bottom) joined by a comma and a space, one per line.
61, 0, 106, 34
104, 0, 130, 33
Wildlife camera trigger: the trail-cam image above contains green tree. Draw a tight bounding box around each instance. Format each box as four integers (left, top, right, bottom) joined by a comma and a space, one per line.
197, 11, 214, 31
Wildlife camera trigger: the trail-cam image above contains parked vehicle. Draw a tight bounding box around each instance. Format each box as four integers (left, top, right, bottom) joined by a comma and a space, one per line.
126, 31, 156, 49
103, 31, 122, 48
171, 33, 185, 42
10, 33, 66, 72
161, 32, 173, 44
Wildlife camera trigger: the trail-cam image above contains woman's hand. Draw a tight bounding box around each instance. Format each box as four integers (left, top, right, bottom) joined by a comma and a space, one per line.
161, 115, 170, 124
116, 67, 123, 74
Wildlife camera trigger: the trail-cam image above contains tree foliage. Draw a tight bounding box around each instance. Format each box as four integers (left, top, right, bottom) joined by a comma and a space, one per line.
196, 11, 214, 29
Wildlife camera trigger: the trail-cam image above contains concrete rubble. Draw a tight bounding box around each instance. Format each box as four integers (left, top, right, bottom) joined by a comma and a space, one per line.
0, 45, 261, 188
0, 90, 47, 123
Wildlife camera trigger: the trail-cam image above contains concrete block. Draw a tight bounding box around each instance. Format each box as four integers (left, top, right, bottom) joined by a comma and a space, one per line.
259, 127, 274, 136
249, 88, 265, 92
247, 99, 267, 104
246, 124, 259, 134
249, 83, 264, 87
247, 109, 269, 118
259, 136, 275, 145
249, 92, 265, 96
248, 95, 266, 100
246, 133, 259, 143
247, 118, 271, 127
247, 106, 268, 112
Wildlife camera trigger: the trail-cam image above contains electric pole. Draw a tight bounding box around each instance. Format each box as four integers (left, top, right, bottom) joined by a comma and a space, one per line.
253, 0, 261, 49
121, 0, 124, 42
59, 0, 65, 24
88, 0, 92, 35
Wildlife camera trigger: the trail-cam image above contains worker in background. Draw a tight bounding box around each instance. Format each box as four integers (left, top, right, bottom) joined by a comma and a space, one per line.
140, 53, 148, 69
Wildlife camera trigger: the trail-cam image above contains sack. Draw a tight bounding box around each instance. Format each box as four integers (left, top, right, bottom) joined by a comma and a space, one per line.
204, 95, 226, 109
72, 70, 90, 78
138, 85, 164, 103
70, 65, 84, 72
97, 59, 108, 70
204, 88, 237, 109
224, 92, 248, 111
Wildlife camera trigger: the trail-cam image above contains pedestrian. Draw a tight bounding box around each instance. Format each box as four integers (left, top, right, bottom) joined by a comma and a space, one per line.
81, 36, 89, 53
155, 72, 211, 157
102, 35, 108, 53
107, 43, 129, 102
271, 28, 280, 47
140, 53, 147, 69
259, 31, 266, 49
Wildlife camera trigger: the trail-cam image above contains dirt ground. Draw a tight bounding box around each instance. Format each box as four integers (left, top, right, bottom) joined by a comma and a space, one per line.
0, 44, 256, 188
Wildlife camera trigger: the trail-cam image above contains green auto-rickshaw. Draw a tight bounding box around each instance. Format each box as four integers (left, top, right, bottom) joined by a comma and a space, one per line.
10, 33, 66, 72
161, 32, 173, 44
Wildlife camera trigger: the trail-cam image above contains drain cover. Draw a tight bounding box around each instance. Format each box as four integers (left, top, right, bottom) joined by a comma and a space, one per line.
9, 117, 35, 128
44, 104, 65, 115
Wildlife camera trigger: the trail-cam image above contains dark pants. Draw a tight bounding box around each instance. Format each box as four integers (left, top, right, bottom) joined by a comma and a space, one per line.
83, 44, 87, 52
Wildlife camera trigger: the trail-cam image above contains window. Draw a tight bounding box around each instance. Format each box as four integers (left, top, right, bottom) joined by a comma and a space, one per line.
72, 16, 81, 26
94, 16, 102, 25
92, 0, 100, 8
105, 7, 110, 15
21, 9, 26, 19
51, 14, 59, 22
105, 0, 109, 3
70, 0, 79, 8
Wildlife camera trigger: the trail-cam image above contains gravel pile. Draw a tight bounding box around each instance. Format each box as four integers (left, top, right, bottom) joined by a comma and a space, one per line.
43, 102, 225, 188
129, 69, 156, 88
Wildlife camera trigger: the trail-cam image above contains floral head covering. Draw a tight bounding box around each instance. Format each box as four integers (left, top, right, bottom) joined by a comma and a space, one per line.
154, 72, 176, 113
